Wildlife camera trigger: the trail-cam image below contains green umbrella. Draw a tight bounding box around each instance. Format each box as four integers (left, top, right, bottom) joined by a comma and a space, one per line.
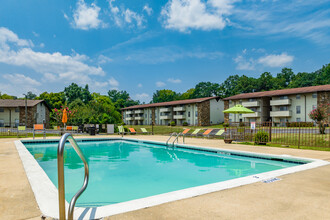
223, 104, 254, 114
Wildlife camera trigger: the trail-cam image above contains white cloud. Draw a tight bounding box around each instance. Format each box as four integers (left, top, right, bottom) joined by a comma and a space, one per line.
109, 0, 145, 28
0, 27, 105, 85
3, 73, 41, 86
258, 53, 294, 67
135, 93, 150, 102
109, 77, 119, 89
167, 78, 181, 83
97, 55, 113, 64
161, 0, 235, 32
137, 83, 143, 88
234, 55, 255, 70
143, 4, 153, 16
72, 0, 105, 30
156, 81, 166, 87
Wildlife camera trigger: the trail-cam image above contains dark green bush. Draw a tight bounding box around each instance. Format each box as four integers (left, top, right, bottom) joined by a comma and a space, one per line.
170, 121, 176, 126
182, 122, 188, 126
286, 122, 314, 127
223, 123, 229, 127
254, 130, 269, 144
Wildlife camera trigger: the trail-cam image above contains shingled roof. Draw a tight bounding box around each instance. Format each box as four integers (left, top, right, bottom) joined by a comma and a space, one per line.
223, 84, 330, 100
0, 99, 51, 110
121, 96, 221, 110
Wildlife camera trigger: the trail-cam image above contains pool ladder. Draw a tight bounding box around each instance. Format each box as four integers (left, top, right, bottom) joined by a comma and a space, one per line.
58, 133, 89, 220
166, 132, 185, 147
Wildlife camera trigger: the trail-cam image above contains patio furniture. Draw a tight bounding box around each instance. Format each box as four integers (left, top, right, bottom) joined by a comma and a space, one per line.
202, 129, 213, 138
141, 128, 150, 134
128, 128, 137, 134
33, 124, 45, 139
17, 126, 27, 138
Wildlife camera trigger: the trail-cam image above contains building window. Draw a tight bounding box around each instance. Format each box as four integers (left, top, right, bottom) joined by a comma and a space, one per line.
0, 108, 4, 112
280, 96, 288, 100
296, 106, 301, 114
249, 98, 256, 102
296, 118, 301, 122
296, 95, 301, 99
312, 93, 317, 98
15, 108, 20, 112
188, 111, 191, 117
195, 111, 198, 117
279, 106, 288, 111
0, 119, 4, 127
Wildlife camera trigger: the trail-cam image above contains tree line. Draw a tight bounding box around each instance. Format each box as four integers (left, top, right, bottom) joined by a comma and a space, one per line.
0, 63, 329, 125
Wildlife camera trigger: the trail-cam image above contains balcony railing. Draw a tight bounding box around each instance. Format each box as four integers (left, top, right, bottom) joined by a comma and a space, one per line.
126, 117, 134, 120
126, 111, 134, 115
270, 110, 292, 117
135, 116, 144, 120
173, 115, 185, 119
173, 107, 186, 111
242, 101, 260, 108
242, 112, 260, 118
160, 115, 171, 120
270, 99, 292, 106
160, 108, 171, 112
134, 110, 144, 114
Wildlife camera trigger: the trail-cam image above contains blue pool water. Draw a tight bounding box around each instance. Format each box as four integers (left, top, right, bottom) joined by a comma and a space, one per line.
24, 139, 302, 207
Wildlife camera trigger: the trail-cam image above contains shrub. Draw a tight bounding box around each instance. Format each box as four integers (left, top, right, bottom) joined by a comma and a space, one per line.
254, 130, 269, 144
170, 121, 176, 126
182, 122, 188, 126
286, 122, 314, 127
123, 126, 129, 132
121, 122, 126, 126
223, 123, 229, 127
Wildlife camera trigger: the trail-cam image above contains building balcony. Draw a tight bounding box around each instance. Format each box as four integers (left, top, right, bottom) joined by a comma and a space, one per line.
242, 112, 260, 118
173, 107, 186, 111
173, 115, 185, 119
270, 110, 292, 117
270, 99, 292, 106
134, 110, 144, 114
126, 111, 134, 115
135, 116, 144, 120
126, 117, 134, 120
160, 115, 171, 120
242, 101, 260, 108
160, 107, 171, 112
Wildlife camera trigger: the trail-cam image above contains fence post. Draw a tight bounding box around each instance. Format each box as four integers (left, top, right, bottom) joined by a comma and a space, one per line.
298, 122, 301, 149
268, 121, 272, 142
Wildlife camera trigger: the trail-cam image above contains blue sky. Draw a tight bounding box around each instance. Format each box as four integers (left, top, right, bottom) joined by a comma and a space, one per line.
0, 0, 329, 102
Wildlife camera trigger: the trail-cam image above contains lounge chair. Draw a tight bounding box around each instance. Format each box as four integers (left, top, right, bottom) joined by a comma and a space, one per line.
202, 129, 213, 138
33, 124, 45, 139
17, 126, 27, 138
53, 126, 61, 135
207, 129, 225, 138
128, 128, 137, 134
181, 128, 191, 137
190, 128, 202, 137
141, 128, 151, 134
118, 125, 124, 134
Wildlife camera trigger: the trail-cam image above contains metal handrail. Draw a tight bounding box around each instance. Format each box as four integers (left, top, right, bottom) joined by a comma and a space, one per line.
58, 133, 89, 220
166, 132, 177, 145
172, 133, 181, 146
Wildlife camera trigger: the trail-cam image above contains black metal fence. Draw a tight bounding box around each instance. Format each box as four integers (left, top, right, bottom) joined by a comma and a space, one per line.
225, 122, 330, 148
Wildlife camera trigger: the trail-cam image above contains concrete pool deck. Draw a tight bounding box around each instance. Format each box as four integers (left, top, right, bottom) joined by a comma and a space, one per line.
1, 135, 330, 219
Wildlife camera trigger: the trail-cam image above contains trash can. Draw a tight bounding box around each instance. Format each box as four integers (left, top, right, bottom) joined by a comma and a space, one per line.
89, 127, 96, 135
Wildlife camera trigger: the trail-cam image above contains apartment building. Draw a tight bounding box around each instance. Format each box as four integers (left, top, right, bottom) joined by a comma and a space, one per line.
122, 97, 224, 126
223, 85, 330, 125
0, 99, 51, 128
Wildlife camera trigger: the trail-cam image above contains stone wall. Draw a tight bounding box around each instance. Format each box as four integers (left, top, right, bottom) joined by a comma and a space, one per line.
224, 100, 229, 123
317, 91, 330, 121
151, 108, 155, 125
197, 101, 210, 126
19, 105, 50, 128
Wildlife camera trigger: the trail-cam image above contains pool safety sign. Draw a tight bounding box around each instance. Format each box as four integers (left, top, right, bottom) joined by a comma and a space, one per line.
251, 122, 256, 129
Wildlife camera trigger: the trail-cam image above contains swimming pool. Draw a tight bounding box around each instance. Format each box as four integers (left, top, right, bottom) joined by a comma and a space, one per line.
16, 138, 329, 219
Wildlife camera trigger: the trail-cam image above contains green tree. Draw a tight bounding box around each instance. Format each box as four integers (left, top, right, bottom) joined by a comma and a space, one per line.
25, 91, 37, 100
258, 72, 274, 91
180, 88, 195, 100
64, 83, 83, 103
82, 85, 92, 104
152, 89, 180, 103
36, 92, 66, 109
0, 92, 16, 99
219, 75, 240, 97
192, 82, 221, 98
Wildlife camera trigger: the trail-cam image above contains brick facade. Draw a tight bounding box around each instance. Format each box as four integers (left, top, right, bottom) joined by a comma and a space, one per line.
19, 105, 50, 128
151, 108, 155, 125
317, 91, 330, 121
197, 101, 210, 126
